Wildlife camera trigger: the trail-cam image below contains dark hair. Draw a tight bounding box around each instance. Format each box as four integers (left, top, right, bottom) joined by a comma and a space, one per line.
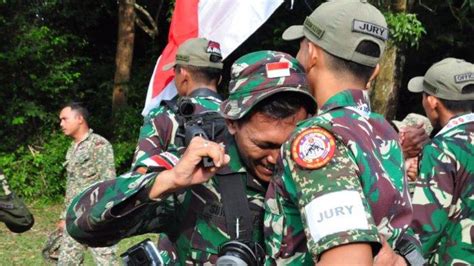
324, 40, 380, 83
439, 98, 474, 112
423, 91, 474, 112
175, 64, 221, 84
238, 92, 314, 125
63, 102, 89, 121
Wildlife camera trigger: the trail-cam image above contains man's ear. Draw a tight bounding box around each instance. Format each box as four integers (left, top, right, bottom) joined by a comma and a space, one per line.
307, 42, 319, 70
74, 113, 85, 125
226, 119, 238, 135
426, 94, 440, 109
180, 67, 190, 81
366, 64, 380, 89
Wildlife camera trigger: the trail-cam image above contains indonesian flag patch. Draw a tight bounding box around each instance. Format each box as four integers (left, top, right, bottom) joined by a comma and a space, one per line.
266, 61, 290, 78
207, 40, 222, 56
291, 127, 336, 169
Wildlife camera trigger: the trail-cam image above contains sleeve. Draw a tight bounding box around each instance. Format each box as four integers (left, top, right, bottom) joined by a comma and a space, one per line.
131, 110, 177, 171
282, 127, 381, 258
65, 170, 178, 247
94, 139, 116, 181
410, 142, 455, 256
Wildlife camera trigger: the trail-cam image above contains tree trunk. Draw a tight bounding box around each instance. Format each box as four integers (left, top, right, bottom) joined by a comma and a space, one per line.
112, 0, 136, 113
370, 43, 405, 120
369, 0, 407, 120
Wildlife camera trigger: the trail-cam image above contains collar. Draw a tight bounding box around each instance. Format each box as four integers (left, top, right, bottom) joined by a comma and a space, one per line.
435, 112, 474, 137
188, 87, 222, 100
217, 133, 266, 192
74, 129, 93, 146
217, 133, 246, 175
318, 89, 371, 115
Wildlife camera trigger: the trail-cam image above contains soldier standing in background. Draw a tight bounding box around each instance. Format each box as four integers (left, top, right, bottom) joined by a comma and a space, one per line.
408, 58, 474, 265
0, 169, 34, 233
57, 102, 118, 265
132, 37, 223, 174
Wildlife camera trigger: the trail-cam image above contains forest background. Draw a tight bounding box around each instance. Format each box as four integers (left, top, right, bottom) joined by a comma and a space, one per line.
0, 0, 472, 201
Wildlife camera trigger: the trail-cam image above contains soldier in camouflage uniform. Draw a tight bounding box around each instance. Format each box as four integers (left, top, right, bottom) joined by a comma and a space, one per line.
58, 102, 118, 265
407, 58, 474, 265
65, 51, 317, 265
0, 169, 34, 233
132, 37, 224, 173
264, 1, 423, 265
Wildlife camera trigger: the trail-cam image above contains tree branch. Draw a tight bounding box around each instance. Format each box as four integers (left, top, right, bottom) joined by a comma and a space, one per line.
134, 3, 158, 39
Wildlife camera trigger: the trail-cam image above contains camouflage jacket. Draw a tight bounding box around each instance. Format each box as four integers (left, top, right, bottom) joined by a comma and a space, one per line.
0, 169, 34, 232
66, 133, 266, 265
61, 129, 115, 219
264, 89, 415, 265
410, 113, 474, 265
131, 89, 221, 171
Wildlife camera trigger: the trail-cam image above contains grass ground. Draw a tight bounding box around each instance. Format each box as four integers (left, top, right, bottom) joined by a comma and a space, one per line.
0, 201, 157, 265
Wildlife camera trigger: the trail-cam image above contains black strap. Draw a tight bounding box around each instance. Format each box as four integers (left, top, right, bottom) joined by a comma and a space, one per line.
161, 98, 179, 114
188, 87, 222, 100
218, 173, 253, 240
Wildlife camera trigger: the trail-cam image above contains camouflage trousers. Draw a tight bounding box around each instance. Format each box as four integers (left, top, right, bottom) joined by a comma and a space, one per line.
57, 229, 118, 266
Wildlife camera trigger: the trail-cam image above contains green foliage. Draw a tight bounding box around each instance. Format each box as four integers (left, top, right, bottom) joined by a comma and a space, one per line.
385, 12, 426, 48
0, 132, 69, 200
111, 106, 143, 174
0, 8, 89, 150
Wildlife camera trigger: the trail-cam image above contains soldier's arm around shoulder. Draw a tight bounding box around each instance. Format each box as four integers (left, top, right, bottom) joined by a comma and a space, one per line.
0, 170, 34, 233
92, 135, 116, 180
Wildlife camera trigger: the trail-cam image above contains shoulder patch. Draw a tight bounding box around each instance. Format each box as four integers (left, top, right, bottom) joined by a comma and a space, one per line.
291, 127, 336, 169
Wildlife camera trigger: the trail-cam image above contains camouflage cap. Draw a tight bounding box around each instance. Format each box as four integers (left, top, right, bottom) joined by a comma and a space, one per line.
408, 58, 474, 100
163, 37, 224, 71
221, 50, 316, 120
392, 113, 433, 136
282, 0, 388, 67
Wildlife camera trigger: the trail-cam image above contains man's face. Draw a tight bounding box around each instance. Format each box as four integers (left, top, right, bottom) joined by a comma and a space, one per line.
228, 107, 308, 183
59, 107, 81, 137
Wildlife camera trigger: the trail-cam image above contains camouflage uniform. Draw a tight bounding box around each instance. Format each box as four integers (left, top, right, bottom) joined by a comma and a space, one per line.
58, 129, 118, 266
66, 51, 316, 265
264, 1, 421, 264
132, 93, 222, 170
407, 58, 474, 265
264, 89, 416, 265
410, 116, 474, 265
0, 169, 34, 233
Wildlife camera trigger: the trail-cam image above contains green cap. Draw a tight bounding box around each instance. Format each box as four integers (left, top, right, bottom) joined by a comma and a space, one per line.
408, 58, 474, 100
163, 37, 224, 71
282, 0, 388, 67
221, 50, 316, 120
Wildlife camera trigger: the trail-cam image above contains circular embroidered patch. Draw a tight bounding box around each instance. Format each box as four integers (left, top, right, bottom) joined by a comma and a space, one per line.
291, 127, 336, 169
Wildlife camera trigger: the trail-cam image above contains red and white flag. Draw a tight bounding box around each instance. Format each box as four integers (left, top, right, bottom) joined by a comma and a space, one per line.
142, 0, 283, 116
